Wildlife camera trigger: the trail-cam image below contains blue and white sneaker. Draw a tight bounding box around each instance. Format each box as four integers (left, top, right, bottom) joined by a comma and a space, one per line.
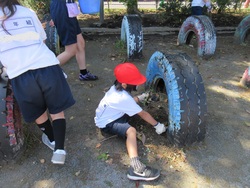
79, 71, 98, 81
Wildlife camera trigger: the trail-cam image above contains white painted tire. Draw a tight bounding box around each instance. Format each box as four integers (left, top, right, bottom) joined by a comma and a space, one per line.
121, 15, 143, 59
177, 15, 216, 58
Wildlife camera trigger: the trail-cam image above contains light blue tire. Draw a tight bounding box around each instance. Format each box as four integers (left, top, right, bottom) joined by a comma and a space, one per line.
145, 51, 207, 146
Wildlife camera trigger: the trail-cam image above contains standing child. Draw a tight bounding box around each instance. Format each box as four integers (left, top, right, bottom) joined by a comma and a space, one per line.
0, 0, 75, 164
94, 62, 166, 181
49, 0, 98, 81
191, 0, 212, 15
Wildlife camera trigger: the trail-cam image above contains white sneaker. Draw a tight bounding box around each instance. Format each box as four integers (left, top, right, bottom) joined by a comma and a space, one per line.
42, 133, 55, 151
51, 149, 66, 165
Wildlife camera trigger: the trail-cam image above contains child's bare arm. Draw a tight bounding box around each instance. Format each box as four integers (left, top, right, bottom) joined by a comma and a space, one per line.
137, 110, 157, 126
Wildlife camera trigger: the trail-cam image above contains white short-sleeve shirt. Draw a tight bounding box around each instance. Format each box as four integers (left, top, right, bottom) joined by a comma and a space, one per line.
0, 5, 59, 79
192, 0, 206, 7
94, 85, 143, 128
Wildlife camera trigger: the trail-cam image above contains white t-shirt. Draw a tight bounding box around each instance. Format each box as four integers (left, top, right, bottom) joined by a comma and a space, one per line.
94, 85, 143, 128
0, 5, 59, 79
192, 0, 206, 7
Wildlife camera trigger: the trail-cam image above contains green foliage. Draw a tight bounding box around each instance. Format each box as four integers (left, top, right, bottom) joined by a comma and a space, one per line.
97, 152, 109, 161
158, 0, 191, 27
118, 0, 138, 13
114, 40, 126, 56
20, 0, 50, 19
159, 0, 191, 16
206, 0, 243, 13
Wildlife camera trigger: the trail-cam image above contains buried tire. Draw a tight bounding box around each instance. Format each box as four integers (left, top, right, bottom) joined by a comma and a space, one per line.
0, 67, 23, 163
234, 14, 250, 45
121, 14, 143, 59
145, 51, 207, 146
177, 15, 216, 58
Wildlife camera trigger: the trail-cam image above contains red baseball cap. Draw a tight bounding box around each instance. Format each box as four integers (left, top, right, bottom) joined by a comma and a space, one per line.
114, 62, 146, 85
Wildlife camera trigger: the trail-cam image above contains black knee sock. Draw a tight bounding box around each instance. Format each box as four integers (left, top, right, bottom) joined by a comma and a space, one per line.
80, 69, 87, 75
52, 119, 66, 151
37, 119, 54, 142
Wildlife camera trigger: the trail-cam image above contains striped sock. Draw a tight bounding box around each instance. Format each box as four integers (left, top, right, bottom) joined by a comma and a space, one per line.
130, 157, 146, 172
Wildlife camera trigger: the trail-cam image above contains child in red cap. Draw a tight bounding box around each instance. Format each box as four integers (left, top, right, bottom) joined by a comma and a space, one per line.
94, 62, 166, 181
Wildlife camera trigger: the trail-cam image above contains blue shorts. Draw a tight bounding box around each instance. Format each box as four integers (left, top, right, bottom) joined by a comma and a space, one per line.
101, 115, 131, 139
10, 65, 75, 122
191, 6, 203, 15
50, 0, 82, 46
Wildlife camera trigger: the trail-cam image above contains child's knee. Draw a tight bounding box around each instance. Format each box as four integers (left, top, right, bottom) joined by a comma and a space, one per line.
126, 126, 136, 136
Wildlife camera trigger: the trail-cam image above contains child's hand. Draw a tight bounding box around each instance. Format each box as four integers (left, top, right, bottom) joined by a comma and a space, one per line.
137, 92, 149, 102
154, 123, 167, 134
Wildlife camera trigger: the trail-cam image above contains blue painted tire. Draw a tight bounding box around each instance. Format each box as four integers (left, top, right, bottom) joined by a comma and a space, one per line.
234, 14, 250, 45
146, 51, 207, 146
177, 15, 216, 58
121, 14, 143, 59
0, 70, 23, 163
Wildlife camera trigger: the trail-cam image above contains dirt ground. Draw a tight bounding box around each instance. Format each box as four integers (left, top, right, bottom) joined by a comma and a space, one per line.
0, 32, 249, 187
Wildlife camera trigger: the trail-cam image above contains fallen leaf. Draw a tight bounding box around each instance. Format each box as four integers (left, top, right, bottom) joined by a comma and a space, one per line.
244, 122, 250, 127
96, 143, 101, 148
75, 170, 81, 176
136, 132, 146, 145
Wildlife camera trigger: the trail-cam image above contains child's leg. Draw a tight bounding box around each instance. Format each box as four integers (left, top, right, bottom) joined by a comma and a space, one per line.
126, 126, 137, 158
126, 126, 160, 181
36, 111, 54, 141
50, 112, 66, 151
126, 127, 146, 172
50, 112, 67, 164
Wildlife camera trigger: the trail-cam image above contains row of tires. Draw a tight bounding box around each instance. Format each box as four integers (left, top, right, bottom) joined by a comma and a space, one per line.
122, 14, 250, 59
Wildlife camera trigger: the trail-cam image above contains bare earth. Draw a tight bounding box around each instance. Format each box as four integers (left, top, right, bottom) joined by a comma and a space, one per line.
0, 33, 249, 188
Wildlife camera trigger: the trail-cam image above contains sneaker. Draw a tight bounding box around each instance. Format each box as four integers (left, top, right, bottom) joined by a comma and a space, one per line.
127, 166, 160, 181
51, 149, 66, 165
79, 71, 98, 81
42, 133, 55, 151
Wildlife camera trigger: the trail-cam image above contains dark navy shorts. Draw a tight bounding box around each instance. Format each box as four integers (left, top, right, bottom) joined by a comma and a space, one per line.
101, 115, 131, 139
10, 65, 75, 122
191, 6, 203, 15
50, 0, 82, 46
